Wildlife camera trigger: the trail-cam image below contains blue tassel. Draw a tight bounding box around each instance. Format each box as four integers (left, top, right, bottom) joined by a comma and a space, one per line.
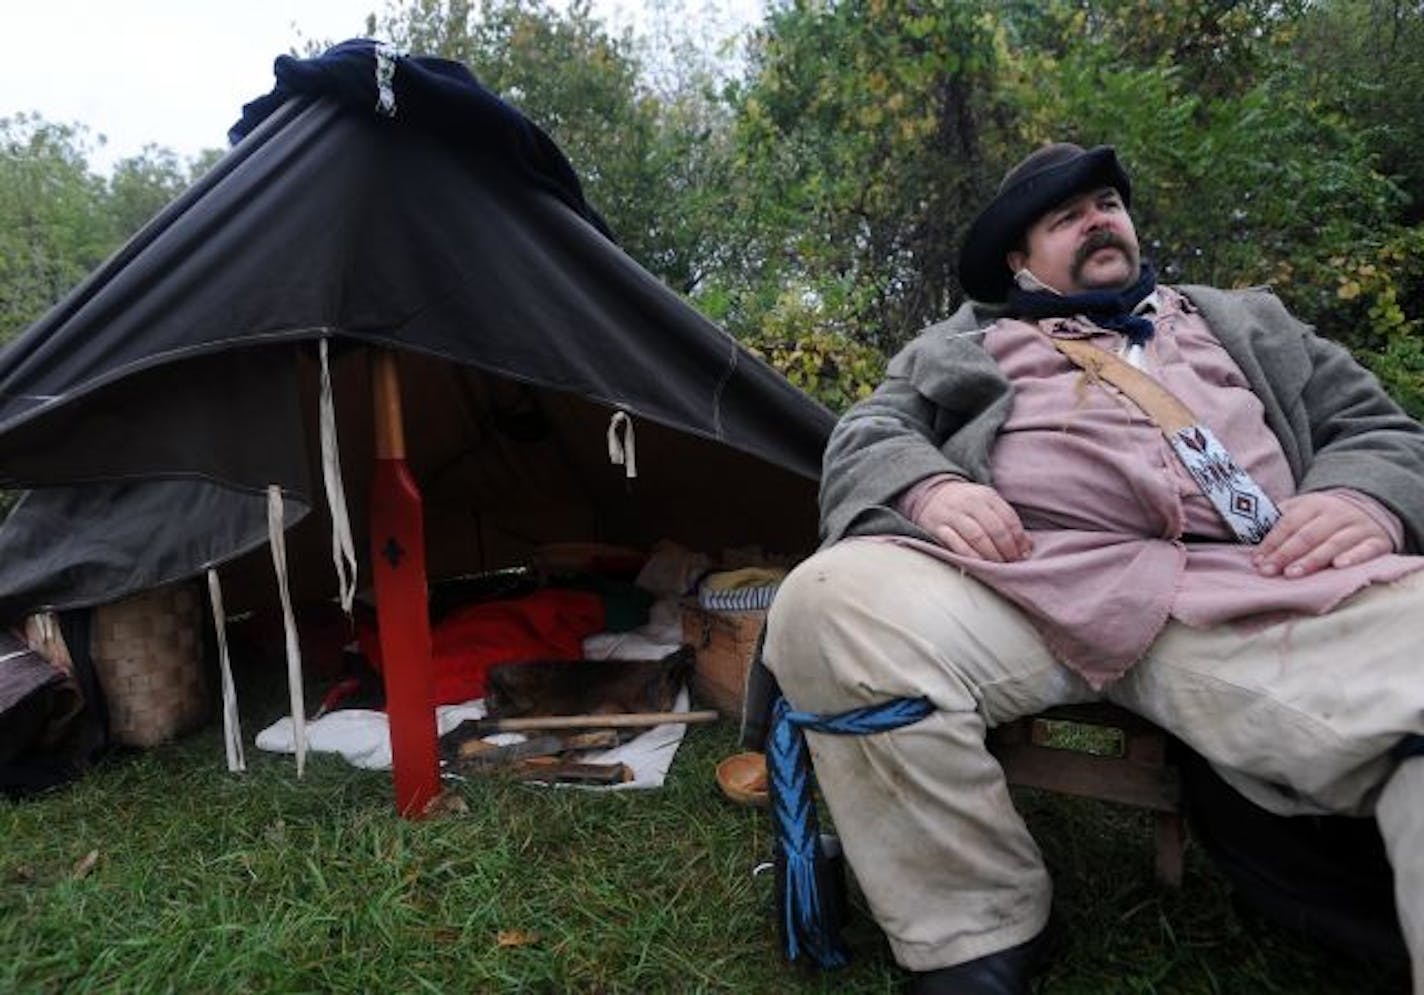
768, 693, 935, 970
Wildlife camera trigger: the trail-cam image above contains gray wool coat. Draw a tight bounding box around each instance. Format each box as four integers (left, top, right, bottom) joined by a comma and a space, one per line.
820, 284, 1424, 554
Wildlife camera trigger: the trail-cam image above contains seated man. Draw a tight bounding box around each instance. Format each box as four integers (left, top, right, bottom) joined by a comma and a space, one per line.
764, 142, 1424, 994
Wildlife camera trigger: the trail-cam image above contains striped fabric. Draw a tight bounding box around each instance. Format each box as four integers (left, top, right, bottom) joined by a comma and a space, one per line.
698, 583, 780, 612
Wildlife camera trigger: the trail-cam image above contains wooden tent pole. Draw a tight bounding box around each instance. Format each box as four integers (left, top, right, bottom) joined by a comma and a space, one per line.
370, 349, 441, 817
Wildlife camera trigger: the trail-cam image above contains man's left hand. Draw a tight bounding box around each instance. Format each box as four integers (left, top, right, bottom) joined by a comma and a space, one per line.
1253, 492, 1393, 578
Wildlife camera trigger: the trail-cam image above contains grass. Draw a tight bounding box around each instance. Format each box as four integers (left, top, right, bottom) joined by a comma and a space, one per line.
1, 662, 1411, 994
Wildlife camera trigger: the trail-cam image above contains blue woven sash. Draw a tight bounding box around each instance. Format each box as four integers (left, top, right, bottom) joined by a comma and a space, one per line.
768, 693, 935, 968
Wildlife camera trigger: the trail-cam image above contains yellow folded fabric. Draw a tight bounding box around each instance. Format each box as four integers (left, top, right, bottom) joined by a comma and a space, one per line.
702, 567, 787, 591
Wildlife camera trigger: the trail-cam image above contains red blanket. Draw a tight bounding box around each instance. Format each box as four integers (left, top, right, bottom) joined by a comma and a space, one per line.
359, 589, 605, 705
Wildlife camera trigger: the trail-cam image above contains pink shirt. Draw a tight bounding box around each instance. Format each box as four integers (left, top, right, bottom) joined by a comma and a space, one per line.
896, 287, 1423, 688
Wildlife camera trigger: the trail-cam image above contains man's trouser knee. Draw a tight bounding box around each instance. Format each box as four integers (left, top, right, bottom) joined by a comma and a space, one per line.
764, 539, 1085, 970
768, 543, 1424, 973
1110, 571, 1424, 817
1115, 572, 1424, 990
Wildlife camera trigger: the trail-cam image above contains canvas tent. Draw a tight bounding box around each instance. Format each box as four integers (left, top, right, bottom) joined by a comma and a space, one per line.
0, 39, 835, 626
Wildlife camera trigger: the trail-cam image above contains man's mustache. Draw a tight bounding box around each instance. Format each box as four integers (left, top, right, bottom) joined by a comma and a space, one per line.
1074, 229, 1132, 270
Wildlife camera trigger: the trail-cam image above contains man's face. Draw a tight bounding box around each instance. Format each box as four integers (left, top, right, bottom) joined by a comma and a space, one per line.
1005, 186, 1140, 295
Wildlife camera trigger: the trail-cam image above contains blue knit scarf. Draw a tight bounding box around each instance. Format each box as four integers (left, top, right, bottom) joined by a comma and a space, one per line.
1007, 263, 1158, 346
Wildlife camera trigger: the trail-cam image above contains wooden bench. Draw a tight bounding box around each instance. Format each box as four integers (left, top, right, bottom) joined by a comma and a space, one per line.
987, 703, 1186, 886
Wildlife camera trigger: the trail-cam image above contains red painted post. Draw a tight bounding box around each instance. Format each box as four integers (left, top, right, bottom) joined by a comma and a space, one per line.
369, 350, 441, 817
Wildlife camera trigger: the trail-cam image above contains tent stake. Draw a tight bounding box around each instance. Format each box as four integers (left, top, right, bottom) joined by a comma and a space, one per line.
370, 349, 441, 817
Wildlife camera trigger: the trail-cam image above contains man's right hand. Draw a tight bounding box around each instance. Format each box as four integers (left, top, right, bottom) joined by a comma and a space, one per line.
916, 480, 1033, 562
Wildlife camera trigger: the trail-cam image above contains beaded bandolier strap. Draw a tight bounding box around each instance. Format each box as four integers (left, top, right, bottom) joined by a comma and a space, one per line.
1051, 335, 1282, 544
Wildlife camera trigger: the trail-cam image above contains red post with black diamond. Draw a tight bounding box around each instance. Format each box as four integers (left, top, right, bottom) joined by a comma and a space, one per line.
370, 350, 441, 817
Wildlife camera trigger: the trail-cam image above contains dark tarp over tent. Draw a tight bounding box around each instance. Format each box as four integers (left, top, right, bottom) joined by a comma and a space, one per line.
0, 40, 835, 622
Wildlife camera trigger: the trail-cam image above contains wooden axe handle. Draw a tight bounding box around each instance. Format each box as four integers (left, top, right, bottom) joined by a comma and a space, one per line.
476, 709, 720, 733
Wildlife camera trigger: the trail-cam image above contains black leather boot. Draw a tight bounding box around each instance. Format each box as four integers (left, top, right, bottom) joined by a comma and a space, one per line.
907, 928, 1051, 995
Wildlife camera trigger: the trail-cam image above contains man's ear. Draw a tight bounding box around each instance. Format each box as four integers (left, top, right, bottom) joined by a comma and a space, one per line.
1006, 249, 1026, 273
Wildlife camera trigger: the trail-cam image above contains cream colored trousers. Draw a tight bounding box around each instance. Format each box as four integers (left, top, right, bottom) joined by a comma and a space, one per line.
764, 539, 1424, 984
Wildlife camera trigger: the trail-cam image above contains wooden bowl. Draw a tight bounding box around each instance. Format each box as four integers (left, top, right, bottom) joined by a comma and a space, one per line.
716, 751, 769, 807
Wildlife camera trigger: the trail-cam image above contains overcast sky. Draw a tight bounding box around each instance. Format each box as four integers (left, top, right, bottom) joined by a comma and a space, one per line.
6, 0, 762, 174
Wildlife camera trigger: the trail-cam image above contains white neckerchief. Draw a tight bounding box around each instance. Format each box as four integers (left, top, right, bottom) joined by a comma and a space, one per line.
1123, 290, 1162, 370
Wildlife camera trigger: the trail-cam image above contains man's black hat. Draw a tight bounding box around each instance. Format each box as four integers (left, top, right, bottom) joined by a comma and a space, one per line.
958, 143, 1131, 303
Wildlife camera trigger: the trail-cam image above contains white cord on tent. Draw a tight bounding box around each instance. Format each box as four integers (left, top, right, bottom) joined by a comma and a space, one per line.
206, 569, 246, 774
607, 409, 637, 480
319, 340, 358, 616
374, 42, 407, 117
267, 484, 307, 777
36, 611, 57, 646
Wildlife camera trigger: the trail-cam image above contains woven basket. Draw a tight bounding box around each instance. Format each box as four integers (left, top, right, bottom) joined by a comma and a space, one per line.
681, 605, 764, 719
91, 582, 209, 748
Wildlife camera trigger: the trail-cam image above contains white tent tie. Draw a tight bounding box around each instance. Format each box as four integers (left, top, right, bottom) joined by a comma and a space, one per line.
319, 340, 358, 616
374, 42, 407, 117
37, 611, 57, 646
607, 410, 637, 480
206, 569, 246, 773
267, 485, 307, 777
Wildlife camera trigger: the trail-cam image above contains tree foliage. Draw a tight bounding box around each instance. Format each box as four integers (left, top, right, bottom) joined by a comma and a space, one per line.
0, 116, 111, 339
1293, 0, 1424, 223
709, 0, 1014, 351
106, 145, 191, 239
0, 116, 213, 345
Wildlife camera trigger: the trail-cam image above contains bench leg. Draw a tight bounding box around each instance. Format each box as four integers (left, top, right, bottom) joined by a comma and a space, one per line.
1154, 811, 1186, 887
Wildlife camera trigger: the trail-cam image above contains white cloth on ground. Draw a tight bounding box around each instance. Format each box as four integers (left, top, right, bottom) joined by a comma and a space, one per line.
255, 687, 693, 790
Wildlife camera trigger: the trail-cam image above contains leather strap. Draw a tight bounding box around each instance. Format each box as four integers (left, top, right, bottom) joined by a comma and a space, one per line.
1051, 336, 1196, 433
1049, 335, 1282, 544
